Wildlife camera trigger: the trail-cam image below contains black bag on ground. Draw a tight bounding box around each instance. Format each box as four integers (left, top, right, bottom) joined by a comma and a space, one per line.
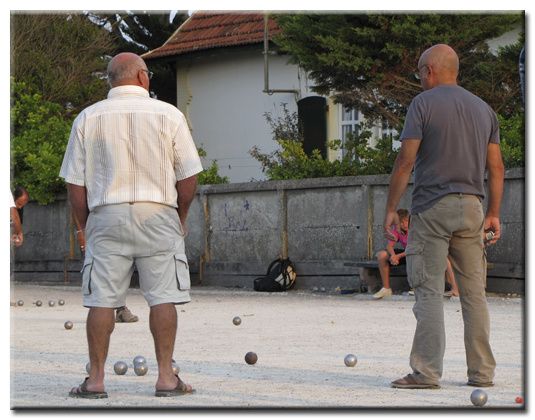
253, 258, 296, 292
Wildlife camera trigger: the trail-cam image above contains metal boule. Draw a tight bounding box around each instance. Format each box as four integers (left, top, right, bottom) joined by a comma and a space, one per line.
133, 355, 147, 366
48, 300, 55, 307
64, 321, 73, 330
35, 300, 42, 307
17, 300, 24, 306
470, 389, 488, 407
172, 362, 180, 375
86, 362, 91, 374
114, 361, 128, 375
233, 316, 242, 326
344, 354, 358, 367
245, 352, 258, 365
58, 299, 65, 306
134, 363, 148, 376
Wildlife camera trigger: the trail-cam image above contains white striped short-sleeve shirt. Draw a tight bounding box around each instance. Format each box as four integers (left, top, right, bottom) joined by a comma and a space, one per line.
59, 85, 203, 211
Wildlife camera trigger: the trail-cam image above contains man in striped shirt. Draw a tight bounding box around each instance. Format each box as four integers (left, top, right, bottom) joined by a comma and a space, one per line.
60, 52, 203, 398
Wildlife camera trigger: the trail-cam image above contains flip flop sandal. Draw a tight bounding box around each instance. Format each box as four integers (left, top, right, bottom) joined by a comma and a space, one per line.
155, 375, 196, 397
391, 374, 440, 389
69, 377, 108, 399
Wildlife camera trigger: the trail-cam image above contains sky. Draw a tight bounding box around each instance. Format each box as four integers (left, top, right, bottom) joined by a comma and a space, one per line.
2, 1, 532, 419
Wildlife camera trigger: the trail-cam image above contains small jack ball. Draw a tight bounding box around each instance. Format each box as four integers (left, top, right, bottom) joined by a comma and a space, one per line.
245, 352, 258, 365
515, 396, 524, 404
233, 316, 242, 326
470, 389, 488, 407
64, 321, 73, 330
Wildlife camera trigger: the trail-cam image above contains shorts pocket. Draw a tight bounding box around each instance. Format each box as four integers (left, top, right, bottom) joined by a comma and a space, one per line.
405, 242, 425, 288
174, 253, 191, 291
81, 257, 94, 296
89, 215, 125, 254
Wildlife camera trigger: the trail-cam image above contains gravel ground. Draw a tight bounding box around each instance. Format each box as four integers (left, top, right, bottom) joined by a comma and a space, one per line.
9, 282, 525, 413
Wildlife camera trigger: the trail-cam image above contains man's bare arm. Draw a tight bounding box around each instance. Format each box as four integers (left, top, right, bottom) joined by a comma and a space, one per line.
67, 183, 89, 230
384, 139, 420, 237
176, 175, 198, 228
484, 143, 505, 244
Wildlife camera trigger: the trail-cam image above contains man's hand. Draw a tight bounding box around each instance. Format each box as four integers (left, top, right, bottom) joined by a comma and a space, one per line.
389, 254, 401, 265
76, 229, 86, 253
483, 216, 501, 246
11, 233, 23, 247
383, 210, 398, 241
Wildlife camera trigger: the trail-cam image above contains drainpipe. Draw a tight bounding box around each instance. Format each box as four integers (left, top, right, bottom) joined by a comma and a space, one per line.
263, 14, 299, 99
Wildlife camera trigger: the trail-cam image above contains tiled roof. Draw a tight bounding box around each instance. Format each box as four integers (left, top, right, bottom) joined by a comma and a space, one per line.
143, 12, 281, 60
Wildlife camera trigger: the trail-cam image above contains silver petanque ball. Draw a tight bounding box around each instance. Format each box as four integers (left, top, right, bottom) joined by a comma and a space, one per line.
232, 316, 242, 326
58, 299, 65, 306
35, 300, 42, 307
133, 355, 147, 366
470, 389, 488, 407
48, 300, 55, 307
344, 354, 358, 367
114, 361, 128, 375
64, 321, 73, 330
17, 300, 24, 307
134, 363, 148, 376
172, 362, 180, 375
86, 362, 91, 374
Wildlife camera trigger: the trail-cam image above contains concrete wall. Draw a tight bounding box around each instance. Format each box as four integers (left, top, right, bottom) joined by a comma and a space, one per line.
13, 168, 525, 294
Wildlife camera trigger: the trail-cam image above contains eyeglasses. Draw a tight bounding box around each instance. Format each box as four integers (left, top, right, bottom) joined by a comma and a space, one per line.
141, 69, 154, 80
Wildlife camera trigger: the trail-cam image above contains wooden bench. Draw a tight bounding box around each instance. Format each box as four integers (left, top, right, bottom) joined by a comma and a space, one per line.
347, 260, 410, 294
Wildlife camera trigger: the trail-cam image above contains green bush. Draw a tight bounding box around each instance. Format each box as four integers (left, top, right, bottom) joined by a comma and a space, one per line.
197, 147, 229, 185
498, 112, 524, 168
11, 79, 73, 204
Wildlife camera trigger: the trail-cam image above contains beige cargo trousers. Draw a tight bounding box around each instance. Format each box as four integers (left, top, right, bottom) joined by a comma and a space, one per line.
405, 193, 496, 386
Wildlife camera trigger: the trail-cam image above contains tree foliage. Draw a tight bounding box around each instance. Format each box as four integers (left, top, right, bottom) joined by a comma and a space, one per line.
11, 13, 115, 113
85, 11, 189, 104
274, 13, 524, 128
11, 80, 73, 204
250, 106, 398, 180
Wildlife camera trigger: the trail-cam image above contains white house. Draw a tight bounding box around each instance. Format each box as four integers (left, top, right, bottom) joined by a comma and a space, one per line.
143, 12, 393, 182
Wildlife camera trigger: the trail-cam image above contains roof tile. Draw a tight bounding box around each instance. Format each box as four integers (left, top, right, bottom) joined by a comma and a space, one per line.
143, 12, 281, 60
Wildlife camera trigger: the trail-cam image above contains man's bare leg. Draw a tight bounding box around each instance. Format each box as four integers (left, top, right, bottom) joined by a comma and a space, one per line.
71, 307, 115, 393
150, 303, 192, 391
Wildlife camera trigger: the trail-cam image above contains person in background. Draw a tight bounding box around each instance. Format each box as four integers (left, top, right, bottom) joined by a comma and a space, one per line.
10, 187, 29, 247
374, 208, 459, 299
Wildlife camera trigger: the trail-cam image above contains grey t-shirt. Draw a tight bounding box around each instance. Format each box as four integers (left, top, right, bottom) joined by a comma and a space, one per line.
400, 84, 500, 214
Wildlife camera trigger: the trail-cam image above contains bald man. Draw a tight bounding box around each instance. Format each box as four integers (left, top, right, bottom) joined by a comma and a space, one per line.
60, 52, 203, 398
384, 44, 504, 389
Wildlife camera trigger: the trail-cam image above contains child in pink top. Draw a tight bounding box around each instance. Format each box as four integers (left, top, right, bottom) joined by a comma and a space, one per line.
373, 209, 458, 299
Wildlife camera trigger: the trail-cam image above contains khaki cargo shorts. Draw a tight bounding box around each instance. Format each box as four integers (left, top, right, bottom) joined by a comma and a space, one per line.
81, 202, 191, 308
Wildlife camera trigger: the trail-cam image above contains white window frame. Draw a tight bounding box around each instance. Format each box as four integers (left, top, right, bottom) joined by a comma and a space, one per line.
338, 105, 360, 157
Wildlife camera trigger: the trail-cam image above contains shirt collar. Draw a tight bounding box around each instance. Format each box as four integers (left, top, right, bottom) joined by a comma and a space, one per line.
107, 85, 149, 99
